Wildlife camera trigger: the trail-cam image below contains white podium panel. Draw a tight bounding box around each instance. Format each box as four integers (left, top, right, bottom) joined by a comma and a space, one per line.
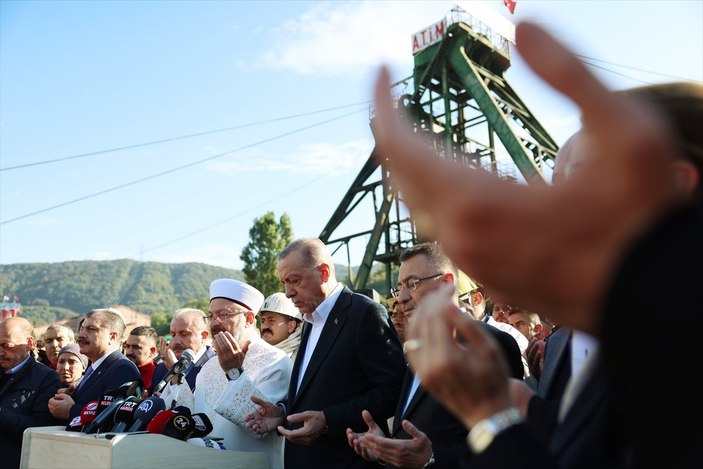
20, 426, 269, 469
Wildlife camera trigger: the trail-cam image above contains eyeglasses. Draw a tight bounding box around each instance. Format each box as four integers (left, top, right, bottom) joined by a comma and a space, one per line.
390, 273, 443, 298
208, 310, 247, 322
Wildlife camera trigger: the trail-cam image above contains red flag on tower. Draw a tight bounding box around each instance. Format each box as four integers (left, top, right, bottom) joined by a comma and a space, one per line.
504, 0, 517, 14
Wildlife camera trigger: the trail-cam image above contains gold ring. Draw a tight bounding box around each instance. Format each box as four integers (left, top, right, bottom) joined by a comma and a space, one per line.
403, 338, 423, 353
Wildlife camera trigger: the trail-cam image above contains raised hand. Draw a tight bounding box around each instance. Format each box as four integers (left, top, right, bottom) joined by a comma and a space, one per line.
243, 395, 285, 435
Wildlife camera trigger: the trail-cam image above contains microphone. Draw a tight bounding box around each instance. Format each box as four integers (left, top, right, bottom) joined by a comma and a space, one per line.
66, 400, 99, 432
82, 380, 144, 433
127, 396, 166, 432
190, 413, 213, 438
160, 412, 195, 440
111, 400, 140, 432
146, 409, 174, 434
153, 349, 195, 395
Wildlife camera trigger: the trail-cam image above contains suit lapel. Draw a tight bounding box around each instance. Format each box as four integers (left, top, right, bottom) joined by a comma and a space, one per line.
293, 288, 351, 405
549, 359, 608, 454
74, 350, 117, 401
539, 328, 571, 395
394, 374, 426, 434
392, 368, 414, 432
289, 320, 312, 403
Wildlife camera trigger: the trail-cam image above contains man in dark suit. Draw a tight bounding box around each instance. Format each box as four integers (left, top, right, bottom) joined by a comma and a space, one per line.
244, 237, 406, 468
150, 308, 214, 395
48, 308, 140, 423
1, 317, 62, 469
346, 242, 523, 468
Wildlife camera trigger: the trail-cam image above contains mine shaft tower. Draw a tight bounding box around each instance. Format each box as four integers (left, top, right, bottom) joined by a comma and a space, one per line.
320, 8, 559, 294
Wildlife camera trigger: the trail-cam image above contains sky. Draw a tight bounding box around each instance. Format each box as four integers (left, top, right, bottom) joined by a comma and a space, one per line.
1, 0, 702, 273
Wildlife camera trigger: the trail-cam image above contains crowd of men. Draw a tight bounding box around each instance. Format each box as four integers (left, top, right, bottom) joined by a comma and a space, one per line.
0, 236, 549, 469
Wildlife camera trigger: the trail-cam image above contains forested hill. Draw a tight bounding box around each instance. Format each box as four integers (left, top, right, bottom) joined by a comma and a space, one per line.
0, 260, 244, 322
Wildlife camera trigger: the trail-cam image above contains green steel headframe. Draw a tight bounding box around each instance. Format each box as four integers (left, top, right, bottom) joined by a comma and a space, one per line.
320, 10, 559, 294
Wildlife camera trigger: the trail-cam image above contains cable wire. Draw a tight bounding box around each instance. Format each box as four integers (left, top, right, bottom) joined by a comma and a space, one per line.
575, 54, 701, 82
0, 101, 371, 172
0, 108, 366, 225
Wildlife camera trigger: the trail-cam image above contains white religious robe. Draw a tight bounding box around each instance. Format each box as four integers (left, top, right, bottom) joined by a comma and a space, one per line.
161, 337, 292, 468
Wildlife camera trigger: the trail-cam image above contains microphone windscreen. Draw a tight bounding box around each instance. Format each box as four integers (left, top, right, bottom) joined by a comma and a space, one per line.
129, 397, 166, 432
172, 405, 192, 415
65, 400, 99, 432
146, 409, 175, 434
160, 412, 195, 441
111, 400, 140, 432
190, 413, 213, 438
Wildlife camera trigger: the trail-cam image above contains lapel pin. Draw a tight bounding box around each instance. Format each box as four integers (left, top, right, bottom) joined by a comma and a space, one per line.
334, 318, 339, 326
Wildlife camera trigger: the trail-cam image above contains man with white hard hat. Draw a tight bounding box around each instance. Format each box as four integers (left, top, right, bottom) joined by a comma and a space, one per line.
259, 292, 303, 360
160, 278, 292, 468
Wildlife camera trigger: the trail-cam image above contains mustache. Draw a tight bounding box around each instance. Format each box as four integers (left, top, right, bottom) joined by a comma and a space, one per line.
261, 328, 272, 335
78, 339, 90, 345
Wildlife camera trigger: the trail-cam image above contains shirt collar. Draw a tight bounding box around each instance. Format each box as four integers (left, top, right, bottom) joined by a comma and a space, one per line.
5, 354, 31, 374
303, 283, 344, 324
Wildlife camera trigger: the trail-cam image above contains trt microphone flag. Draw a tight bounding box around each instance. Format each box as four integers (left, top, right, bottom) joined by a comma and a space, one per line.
504, 0, 517, 14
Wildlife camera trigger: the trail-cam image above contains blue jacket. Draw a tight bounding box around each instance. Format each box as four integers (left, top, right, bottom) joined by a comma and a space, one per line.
68, 349, 141, 420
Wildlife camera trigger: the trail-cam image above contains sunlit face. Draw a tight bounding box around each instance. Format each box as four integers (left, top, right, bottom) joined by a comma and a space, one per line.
124, 334, 156, 366
277, 250, 327, 316
169, 315, 207, 359
390, 302, 406, 342
0, 323, 31, 371
77, 316, 116, 362
260, 312, 297, 346
397, 254, 447, 320
492, 303, 511, 324
44, 327, 71, 365
57, 352, 85, 386
208, 298, 249, 344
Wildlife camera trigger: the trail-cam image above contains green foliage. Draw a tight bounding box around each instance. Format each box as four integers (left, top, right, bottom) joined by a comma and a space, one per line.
240, 212, 293, 297
150, 312, 173, 337
19, 306, 77, 326
0, 260, 244, 322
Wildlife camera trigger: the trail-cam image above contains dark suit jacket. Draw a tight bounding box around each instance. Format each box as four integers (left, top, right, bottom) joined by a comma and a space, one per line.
68, 349, 140, 420
0, 355, 61, 469
527, 326, 572, 445
150, 345, 215, 395
282, 286, 406, 468
389, 323, 524, 469
465, 205, 703, 469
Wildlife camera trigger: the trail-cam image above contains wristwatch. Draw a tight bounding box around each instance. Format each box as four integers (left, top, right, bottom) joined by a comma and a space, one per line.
423, 451, 435, 467
467, 407, 523, 454
226, 367, 244, 381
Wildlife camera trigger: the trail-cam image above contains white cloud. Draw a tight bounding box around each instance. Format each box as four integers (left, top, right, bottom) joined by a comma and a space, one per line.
248, 1, 454, 76
207, 138, 374, 175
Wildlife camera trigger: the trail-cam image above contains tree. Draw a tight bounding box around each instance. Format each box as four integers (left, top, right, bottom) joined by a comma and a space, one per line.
240, 212, 293, 297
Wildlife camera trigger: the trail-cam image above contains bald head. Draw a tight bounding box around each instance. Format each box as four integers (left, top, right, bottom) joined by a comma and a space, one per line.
0, 317, 36, 371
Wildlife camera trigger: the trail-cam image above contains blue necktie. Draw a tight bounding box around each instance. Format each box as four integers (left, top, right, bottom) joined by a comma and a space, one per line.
77, 365, 94, 392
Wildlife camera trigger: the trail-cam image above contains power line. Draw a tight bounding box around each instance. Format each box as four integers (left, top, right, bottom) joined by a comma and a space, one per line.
579, 59, 653, 85
0, 108, 366, 225
133, 167, 339, 257
576, 53, 700, 82
0, 101, 371, 172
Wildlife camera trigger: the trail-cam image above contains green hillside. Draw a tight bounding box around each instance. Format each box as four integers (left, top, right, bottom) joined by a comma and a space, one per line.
0, 260, 244, 322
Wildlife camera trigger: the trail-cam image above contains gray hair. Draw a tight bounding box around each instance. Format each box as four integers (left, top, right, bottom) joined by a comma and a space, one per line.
44, 323, 75, 342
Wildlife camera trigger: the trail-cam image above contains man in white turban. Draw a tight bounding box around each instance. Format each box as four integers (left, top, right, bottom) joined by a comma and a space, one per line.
161, 279, 292, 468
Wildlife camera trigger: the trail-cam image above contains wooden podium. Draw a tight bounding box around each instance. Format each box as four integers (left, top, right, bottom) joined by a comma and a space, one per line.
20, 426, 270, 469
